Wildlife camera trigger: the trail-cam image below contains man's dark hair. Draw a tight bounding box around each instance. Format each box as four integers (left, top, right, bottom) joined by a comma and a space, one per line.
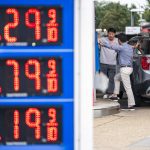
117, 33, 127, 43
108, 28, 116, 33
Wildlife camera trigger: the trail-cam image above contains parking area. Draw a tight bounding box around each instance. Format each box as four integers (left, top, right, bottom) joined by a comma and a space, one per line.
94, 100, 150, 150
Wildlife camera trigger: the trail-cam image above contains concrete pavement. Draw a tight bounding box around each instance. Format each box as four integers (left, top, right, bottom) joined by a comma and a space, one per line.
94, 98, 120, 118
93, 91, 120, 118
94, 107, 150, 150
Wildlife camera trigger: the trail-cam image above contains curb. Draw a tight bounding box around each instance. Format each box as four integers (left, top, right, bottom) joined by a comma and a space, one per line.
93, 99, 120, 118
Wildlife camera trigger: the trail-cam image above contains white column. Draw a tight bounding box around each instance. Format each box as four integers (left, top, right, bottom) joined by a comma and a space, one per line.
74, 0, 94, 149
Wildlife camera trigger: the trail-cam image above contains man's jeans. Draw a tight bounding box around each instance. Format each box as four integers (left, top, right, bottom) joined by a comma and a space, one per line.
100, 63, 116, 94
114, 67, 135, 106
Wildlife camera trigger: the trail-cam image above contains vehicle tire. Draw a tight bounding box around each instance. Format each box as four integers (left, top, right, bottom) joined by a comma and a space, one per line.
118, 91, 123, 99
130, 75, 141, 107
133, 85, 142, 107
134, 93, 142, 107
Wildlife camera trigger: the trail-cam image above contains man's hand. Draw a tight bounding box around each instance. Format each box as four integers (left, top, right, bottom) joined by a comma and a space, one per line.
98, 39, 104, 46
133, 42, 140, 48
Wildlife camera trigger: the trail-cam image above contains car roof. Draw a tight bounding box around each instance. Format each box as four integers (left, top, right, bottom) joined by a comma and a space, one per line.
129, 36, 150, 41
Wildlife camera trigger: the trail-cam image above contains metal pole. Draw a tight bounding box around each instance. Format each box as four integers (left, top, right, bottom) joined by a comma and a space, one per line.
131, 11, 134, 26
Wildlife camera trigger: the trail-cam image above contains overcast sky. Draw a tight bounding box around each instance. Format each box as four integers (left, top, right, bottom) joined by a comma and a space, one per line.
96, 0, 148, 7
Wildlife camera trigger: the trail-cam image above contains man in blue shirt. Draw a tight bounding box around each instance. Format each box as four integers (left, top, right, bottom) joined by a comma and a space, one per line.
99, 33, 135, 110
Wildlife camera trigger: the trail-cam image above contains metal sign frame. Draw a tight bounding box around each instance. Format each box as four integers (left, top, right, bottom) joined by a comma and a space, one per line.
0, 0, 74, 150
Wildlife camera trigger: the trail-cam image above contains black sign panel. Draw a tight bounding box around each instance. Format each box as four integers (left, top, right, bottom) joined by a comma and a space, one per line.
0, 58, 62, 97
0, 107, 62, 145
0, 7, 62, 46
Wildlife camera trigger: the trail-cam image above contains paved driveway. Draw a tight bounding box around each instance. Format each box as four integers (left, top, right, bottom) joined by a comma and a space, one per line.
94, 107, 150, 150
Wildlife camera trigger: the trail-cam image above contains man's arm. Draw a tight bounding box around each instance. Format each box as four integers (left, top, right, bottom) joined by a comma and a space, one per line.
99, 40, 123, 52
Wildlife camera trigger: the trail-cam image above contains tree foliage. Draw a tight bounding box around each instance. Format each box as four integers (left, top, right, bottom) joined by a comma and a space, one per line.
95, 2, 139, 32
143, 0, 150, 22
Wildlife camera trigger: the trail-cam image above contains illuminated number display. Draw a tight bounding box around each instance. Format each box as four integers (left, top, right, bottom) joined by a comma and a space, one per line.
0, 107, 62, 145
0, 7, 62, 46
0, 58, 62, 97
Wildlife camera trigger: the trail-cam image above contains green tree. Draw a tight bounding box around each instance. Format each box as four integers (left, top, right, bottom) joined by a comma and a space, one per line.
94, 2, 106, 29
95, 2, 139, 32
143, 0, 150, 22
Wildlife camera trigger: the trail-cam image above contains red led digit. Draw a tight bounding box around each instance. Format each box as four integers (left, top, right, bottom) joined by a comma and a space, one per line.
47, 78, 58, 93
6, 59, 20, 91
46, 108, 58, 142
46, 9, 58, 42
25, 108, 41, 140
14, 110, 20, 140
25, 59, 41, 91
47, 27, 58, 42
25, 8, 41, 40
47, 127, 58, 142
46, 59, 58, 93
4, 8, 19, 43
48, 9, 57, 23
48, 108, 57, 123
47, 59, 57, 77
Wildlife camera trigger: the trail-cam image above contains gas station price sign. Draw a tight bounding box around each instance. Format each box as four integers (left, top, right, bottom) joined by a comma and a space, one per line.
0, 57, 62, 97
0, 7, 62, 46
0, 107, 62, 145
0, 0, 74, 149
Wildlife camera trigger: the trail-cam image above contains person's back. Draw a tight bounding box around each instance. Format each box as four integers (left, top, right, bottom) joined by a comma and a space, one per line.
117, 43, 133, 67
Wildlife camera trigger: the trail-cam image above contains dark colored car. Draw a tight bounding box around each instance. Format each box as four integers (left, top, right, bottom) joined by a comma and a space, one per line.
128, 35, 150, 106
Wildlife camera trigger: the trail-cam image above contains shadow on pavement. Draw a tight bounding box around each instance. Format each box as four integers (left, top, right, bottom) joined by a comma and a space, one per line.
118, 97, 150, 107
